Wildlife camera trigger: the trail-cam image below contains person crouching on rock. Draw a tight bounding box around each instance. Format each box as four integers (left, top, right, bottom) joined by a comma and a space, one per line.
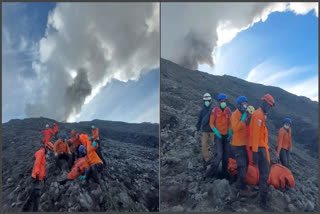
276, 118, 292, 169
68, 130, 81, 162
206, 93, 232, 179
196, 93, 215, 168
249, 93, 275, 209
24, 146, 48, 211
54, 134, 73, 171
90, 122, 106, 165
79, 138, 104, 185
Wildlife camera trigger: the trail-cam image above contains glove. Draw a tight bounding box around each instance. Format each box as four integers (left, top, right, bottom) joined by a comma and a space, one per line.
252, 152, 259, 165
47, 151, 51, 155
212, 127, 222, 139
89, 136, 92, 141
227, 129, 232, 141
240, 112, 247, 122
80, 175, 86, 180
91, 141, 97, 147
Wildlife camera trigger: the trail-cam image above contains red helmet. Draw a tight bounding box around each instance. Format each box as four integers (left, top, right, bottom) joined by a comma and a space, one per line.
261, 94, 275, 107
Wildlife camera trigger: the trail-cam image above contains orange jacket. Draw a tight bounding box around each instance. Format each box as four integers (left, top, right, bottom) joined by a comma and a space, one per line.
249, 107, 270, 163
53, 123, 58, 134
231, 109, 248, 146
41, 128, 54, 145
69, 133, 81, 149
79, 134, 90, 147
32, 148, 46, 180
54, 139, 71, 154
91, 128, 99, 141
86, 140, 103, 166
276, 127, 292, 154
209, 107, 231, 135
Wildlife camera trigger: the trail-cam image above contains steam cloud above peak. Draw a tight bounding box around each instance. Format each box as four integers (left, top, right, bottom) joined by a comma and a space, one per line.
26, 3, 159, 122
161, 2, 318, 70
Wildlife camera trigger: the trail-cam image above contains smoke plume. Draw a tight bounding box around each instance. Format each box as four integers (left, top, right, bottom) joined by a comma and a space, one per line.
161, 2, 318, 70
25, 3, 159, 122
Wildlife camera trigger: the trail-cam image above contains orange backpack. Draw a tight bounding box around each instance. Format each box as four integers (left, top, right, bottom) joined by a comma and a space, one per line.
228, 158, 259, 185
268, 164, 295, 189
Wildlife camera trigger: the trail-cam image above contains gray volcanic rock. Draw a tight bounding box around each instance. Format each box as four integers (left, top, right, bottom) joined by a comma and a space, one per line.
160, 58, 318, 212
2, 118, 159, 212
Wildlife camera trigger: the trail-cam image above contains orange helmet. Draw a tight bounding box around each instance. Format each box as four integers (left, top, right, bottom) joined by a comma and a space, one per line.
261, 94, 275, 107
71, 130, 75, 136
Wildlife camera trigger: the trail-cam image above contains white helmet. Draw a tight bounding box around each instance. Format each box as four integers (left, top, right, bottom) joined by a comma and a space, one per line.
203, 93, 211, 101
46, 124, 49, 128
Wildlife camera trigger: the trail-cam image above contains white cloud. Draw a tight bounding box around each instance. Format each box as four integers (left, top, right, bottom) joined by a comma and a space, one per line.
289, 2, 318, 17
247, 61, 318, 101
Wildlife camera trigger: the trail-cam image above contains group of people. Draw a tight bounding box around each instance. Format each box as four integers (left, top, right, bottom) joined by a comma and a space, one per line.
27, 122, 106, 211
196, 93, 293, 208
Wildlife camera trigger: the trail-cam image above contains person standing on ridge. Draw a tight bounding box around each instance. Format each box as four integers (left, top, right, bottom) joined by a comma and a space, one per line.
90, 122, 106, 165
206, 93, 232, 179
276, 118, 292, 169
69, 130, 81, 162
231, 96, 255, 197
249, 93, 275, 209
41, 124, 54, 147
53, 123, 58, 140
196, 93, 215, 167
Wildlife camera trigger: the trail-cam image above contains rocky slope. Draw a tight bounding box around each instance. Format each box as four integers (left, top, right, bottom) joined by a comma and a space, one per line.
160, 58, 318, 212
2, 118, 159, 212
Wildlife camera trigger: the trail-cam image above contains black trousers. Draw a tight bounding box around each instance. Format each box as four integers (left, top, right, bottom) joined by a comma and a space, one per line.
85, 163, 103, 184
280, 148, 290, 169
95, 139, 106, 165
55, 153, 72, 170
23, 179, 41, 212
232, 145, 248, 190
257, 147, 270, 200
208, 135, 230, 178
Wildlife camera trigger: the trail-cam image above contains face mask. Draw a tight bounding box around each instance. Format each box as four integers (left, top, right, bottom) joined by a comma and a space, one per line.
284, 125, 289, 129
220, 102, 226, 109
204, 101, 210, 107
64, 139, 67, 142
91, 125, 95, 129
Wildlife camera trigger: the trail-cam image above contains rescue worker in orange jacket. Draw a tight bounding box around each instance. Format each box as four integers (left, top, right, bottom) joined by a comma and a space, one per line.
89, 122, 106, 165
41, 124, 54, 146
79, 137, 104, 184
276, 118, 292, 169
249, 93, 275, 208
206, 93, 232, 179
68, 130, 81, 162
54, 134, 72, 170
26, 146, 48, 212
53, 123, 58, 140
231, 96, 254, 197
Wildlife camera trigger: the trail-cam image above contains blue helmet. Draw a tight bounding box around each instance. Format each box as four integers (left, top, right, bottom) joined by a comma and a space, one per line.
79, 145, 85, 153
61, 134, 67, 139
236, 96, 248, 105
217, 93, 227, 101
284, 118, 292, 125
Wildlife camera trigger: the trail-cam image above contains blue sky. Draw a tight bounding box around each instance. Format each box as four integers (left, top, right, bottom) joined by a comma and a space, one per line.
2, 3, 159, 123
199, 9, 318, 101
